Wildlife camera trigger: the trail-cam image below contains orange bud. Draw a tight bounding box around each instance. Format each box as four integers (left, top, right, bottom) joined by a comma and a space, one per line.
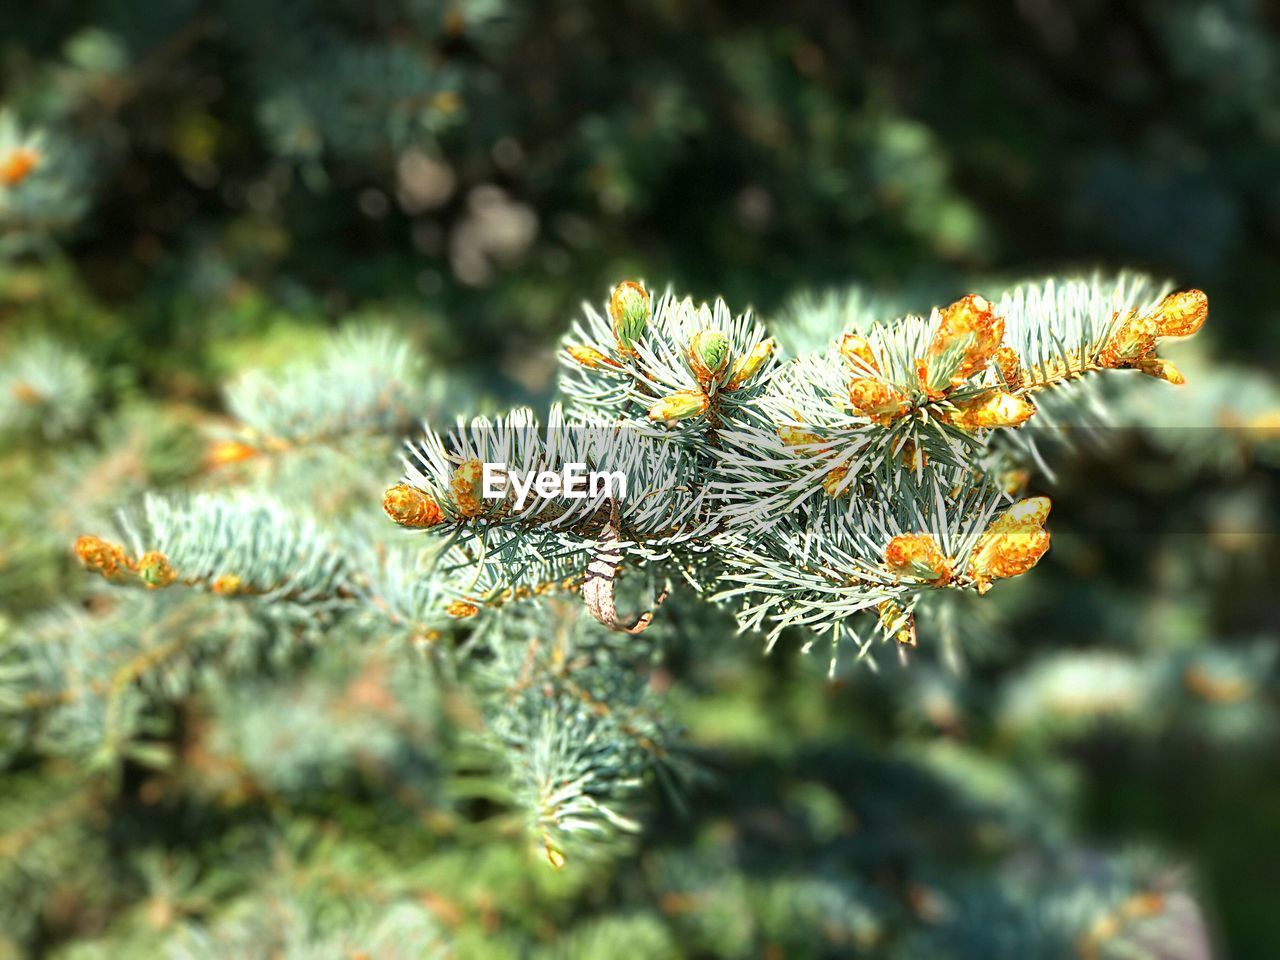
837, 333, 879, 372
565, 344, 619, 369
212, 574, 243, 596
137, 551, 177, 589
822, 464, 852, 498
1152, 289, 1208, 339
74, 535, 129, 577
968, 497, 1052, 592
883, 533, 953, 585
446, 599, 480, 618
944, 389, 1036, 431
383, 483, 446, 527
450, 459, 486, 518
848, 378, 910, 425
0, 146, 39, 187
925, 294, 1005, 390
206, 440, 259, 467
1134, 355, 1186, 385
1098, 308, 1158, 369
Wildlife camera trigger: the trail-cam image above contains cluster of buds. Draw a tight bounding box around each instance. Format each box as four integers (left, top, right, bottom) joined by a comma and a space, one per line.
841, 295, 1032, 433
0, 145, 39, 188
648, 332, 775, 425
967, 496, 1052, 594
1097, 289, 1207, 384
383, 482, 446, 528
882, 533, 954, 585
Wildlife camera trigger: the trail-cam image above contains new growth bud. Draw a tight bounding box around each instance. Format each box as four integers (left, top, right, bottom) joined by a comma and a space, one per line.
689, 330, 731, 386
968, 497, 1052, 593
137, 552, 177, 589
724, 337, 775, 391
883, 533, 953, 585
608, 280, 651, 356
923, 294, 1006, 393
848, 378, 910, 425
648, 390, 710, 424
383, 483, 446, 528
944, 390, 1036, 431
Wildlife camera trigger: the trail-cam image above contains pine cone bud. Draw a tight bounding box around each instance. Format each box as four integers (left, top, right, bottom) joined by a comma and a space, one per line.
1099, 308, 1158, 368
848, 378, 910, 425
137, 551, 177, 589
383, 483, 446, 527
0, 146, 39, 187
565, 344, 618, 370
968, 497, 1051, 593
689, 330, 731, 385
446, 599, 480, 618
608, 280, 651, 356
212, 574, 243, 596
924, 294, 1005, 391
724, 338, 775, 391
837, 333, 878, 372
1152, 289, 1208, 339
883, 533, 953, 584
1134, 356, 1186, 385
822, 464, 851, 498
74, 535, 129, 577
944, 389, 1036, 431
450, 459, 486, 518
778, 425, 824, 448
647, 390, 709, 424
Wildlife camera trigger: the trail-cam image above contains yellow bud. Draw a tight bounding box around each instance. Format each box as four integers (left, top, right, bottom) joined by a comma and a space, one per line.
877, 600, 915, 645
968, 498, 1052, 591
544, 841, 567, 870
689, 330, 731, 385
883, 534, 953, 585
899, 438, 927, 472
944, 390, 1036, 431
206, 440, 259, 467
724, 338, 775, 391
1134, 355, 1186, 386
778, 424, 825, 448
647, 390, 709, 424
450, 459, 486, 518
848, 378, 910, 425
446, 600, 480, 618
0, 146, 39, 187
1099, 308, 1158, 368
137, 551, 177, 589
212, 574, 243, 596
925, 294, 1005, 391
837, 333, 879, 372
383, 483, 446, 527
1152, 289, 1208, 339
565, 344, 619, 370
822, 464, 852, 498
608, 280, 651, 356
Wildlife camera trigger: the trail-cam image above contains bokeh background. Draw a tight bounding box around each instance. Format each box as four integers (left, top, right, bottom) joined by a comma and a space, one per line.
2, 1, 1279, 956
